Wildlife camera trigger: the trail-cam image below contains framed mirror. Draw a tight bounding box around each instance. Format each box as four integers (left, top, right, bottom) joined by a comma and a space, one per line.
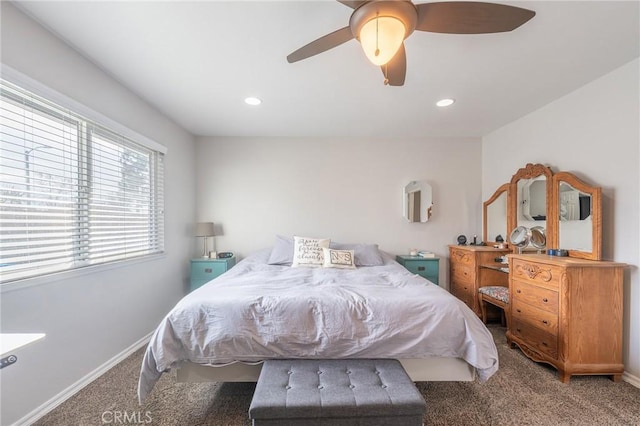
549, 171, 602, 260
483, 183, 509, 243
403, 180, 433, 222
508, 163, 555, 250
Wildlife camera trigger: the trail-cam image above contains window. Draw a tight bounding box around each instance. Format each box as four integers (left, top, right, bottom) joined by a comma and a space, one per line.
0, 78, 165, 283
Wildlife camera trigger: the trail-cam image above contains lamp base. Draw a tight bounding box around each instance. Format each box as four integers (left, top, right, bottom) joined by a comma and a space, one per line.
201, 237, 209, 258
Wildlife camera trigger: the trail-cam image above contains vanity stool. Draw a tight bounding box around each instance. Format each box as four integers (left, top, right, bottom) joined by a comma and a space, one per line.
248, 359, 426, 426
478, 286, 509, 327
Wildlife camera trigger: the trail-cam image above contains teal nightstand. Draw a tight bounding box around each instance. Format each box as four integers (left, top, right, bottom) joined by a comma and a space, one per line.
396, 255, 439, 285
190, 257, 236, 291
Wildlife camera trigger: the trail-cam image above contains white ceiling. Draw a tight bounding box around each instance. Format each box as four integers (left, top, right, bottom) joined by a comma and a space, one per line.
14, 1, 640, 138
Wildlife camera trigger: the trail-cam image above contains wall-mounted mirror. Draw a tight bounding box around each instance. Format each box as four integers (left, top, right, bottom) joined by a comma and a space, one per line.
483, 183, 509, 243
549, 171, 602, 260
508, 163, 555, 249
404, 180, 433, 222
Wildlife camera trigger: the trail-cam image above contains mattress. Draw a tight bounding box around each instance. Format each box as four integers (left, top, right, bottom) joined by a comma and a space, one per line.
138, 249, 498, 403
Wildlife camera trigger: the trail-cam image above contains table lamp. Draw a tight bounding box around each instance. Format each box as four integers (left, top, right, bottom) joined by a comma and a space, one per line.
195, 222, 215, 258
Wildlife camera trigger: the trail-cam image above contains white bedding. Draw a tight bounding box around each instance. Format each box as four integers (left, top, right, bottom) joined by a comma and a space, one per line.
138, 249, 498, 403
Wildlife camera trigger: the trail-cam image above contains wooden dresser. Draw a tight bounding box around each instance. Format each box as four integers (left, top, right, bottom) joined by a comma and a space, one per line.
507, 254, 625, 383
448, 245, 511, 316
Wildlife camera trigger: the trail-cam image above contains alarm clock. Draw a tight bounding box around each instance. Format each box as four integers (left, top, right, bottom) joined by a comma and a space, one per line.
456, 235, 467, 245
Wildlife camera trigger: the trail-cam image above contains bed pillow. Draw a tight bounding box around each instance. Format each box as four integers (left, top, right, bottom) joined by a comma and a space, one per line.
267, 235, 294, 265
329, 242, 384, 266
322, 248, 356, 269
292, 236, 330, 268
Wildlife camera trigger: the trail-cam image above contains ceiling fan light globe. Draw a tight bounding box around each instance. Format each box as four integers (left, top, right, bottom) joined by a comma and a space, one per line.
359, 16, 405, 66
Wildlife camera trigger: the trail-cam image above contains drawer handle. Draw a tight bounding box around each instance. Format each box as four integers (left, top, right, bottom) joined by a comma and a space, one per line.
542, 298, 548, 303
516, 289, 522, 294
542, 320, 548, 325
516, 328, 521, 332
418, 266, 425, 271
516, 309, 521, 313
204, 268, 212, 273
542, 342, 548, 347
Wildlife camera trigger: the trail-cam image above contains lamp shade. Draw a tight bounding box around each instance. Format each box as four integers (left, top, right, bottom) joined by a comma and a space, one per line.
195, 222, 215, 237
359, 16, 406, 66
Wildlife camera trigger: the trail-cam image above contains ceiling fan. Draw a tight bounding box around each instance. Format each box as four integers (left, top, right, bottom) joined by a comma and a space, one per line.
286, 1, 535, 86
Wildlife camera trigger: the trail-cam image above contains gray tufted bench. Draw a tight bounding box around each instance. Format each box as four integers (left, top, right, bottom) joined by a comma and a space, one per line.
248, 359, 426, 426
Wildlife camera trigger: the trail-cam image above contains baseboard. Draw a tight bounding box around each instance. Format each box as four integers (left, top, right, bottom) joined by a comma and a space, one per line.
11, 332, 152, 426
622, 371, 640, 389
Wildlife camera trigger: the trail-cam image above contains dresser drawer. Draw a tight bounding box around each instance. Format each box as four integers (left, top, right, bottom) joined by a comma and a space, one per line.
450, 281, 474, 308
511, 319, 558, 359
511, 298, 558, 335
450, 248, 474, 266
512, 280, 559, 314
451, 264, 473, 284
511, 259, 562, 289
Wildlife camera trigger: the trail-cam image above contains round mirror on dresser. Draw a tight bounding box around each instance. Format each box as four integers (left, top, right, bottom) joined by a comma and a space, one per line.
529, 226, 546, 253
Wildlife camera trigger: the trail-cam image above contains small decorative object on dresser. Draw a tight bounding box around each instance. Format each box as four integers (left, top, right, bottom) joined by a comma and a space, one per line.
396, 255, 439, 285
507, 254, 625, 383
190, 257, 236, 292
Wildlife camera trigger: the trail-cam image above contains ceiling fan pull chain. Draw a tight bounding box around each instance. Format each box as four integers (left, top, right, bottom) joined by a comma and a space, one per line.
375, 12, 380, 58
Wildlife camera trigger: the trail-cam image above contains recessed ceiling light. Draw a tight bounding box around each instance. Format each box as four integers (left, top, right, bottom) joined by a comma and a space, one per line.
244, 97, 262, 106
436, 98, 455, 107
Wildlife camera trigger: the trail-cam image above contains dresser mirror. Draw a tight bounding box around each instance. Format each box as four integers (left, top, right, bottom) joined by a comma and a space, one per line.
529, 226, 546, 253
403, 180, 433, 222
549, 171, 602, 260
507, 163, 555, 248
483, 183, 509, 243
509, 226, 530, 253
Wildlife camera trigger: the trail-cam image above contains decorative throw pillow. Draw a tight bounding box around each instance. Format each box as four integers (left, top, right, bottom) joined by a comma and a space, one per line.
322, 248, 356, 269
267, 235, 294, 265
292, 236, 330, 268
329, 242, 384, 266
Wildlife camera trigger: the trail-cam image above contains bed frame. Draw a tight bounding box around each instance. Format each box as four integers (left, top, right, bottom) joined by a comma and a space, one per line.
176, 357, 475, 383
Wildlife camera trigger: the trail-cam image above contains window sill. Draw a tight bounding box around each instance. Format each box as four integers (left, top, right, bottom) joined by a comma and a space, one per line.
0, 253, 167, 294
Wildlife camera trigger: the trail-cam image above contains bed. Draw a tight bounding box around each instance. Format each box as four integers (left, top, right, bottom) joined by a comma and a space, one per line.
138, 246, 499, 403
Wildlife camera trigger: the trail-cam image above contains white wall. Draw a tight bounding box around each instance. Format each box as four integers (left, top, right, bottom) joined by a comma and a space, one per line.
0, 4, 197, 425
196, 136, 482, 283
482, 59, 640, 382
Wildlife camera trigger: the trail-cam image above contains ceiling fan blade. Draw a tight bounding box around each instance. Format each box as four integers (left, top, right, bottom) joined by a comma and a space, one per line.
415, 2, 535, 34
287, 27, 354, 63
381, 43, 406, 86
337, 0, 367, 9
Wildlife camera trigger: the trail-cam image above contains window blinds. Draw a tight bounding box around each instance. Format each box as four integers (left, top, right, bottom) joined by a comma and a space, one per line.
0, 79, 164, 283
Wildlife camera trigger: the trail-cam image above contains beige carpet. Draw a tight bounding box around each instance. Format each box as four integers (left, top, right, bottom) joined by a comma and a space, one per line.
34, 326, 640, 425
